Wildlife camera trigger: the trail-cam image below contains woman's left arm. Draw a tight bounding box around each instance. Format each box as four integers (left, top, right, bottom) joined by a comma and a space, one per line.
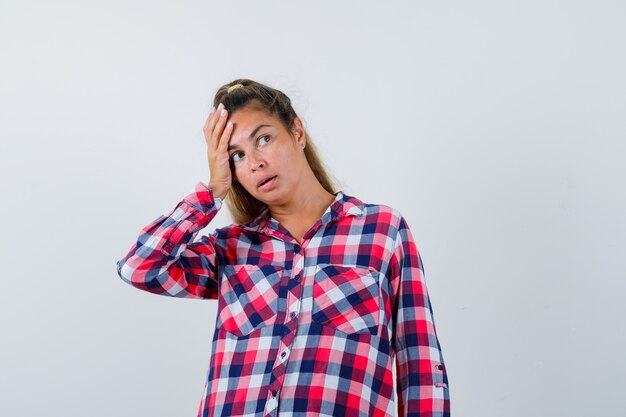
389, 214, 451, 417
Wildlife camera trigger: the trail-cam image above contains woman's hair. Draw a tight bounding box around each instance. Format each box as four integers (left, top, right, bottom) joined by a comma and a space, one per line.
212, 78, 337, 225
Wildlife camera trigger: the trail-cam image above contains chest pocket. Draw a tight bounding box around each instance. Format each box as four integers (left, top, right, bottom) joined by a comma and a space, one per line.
217, 264, 284, 337
312, 264, 381, 335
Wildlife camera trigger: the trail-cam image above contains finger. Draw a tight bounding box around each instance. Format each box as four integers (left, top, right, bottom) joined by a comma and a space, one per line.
215, 106, 228, 131
203, 109, 214, 135
206, 105, 224, 136
212, 108, 229, 144
218, 121, 233, 155
203, 108, 218, 146
210, 105, 221, 122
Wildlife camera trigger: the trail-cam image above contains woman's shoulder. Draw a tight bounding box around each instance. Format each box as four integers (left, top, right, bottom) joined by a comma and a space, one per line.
342, 191, 405, 226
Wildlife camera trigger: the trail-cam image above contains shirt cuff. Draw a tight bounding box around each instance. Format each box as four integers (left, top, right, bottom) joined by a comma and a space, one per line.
182, 181, 223, 212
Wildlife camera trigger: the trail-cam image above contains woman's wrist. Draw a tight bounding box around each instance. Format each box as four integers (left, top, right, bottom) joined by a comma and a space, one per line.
208, 182, 229, 200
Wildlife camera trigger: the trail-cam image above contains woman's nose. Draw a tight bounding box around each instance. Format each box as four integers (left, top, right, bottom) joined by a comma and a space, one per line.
248, 152, 265, 170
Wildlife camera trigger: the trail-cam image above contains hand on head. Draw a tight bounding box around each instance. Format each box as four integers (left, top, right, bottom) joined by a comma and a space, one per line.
203, 102, 233, 200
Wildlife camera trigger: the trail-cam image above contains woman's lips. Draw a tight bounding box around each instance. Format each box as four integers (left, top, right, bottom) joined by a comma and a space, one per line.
258, 175, 277, 190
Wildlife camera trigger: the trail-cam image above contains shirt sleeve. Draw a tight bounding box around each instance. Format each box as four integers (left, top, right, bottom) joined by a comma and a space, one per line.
115, 181, 223, 299
389, 214, 451, 417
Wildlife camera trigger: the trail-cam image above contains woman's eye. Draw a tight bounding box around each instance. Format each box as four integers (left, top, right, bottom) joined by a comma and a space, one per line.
231, 151, 244, 162
258, 135, 270, 145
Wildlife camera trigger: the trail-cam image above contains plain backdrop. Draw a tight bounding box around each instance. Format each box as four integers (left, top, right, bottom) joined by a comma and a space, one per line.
1, 1, 624, 416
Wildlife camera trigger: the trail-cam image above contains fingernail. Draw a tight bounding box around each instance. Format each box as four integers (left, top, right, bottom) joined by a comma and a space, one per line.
218, 102, 224, 110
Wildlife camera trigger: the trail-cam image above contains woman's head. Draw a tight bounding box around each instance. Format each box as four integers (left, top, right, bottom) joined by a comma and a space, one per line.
212, 79, 336, 225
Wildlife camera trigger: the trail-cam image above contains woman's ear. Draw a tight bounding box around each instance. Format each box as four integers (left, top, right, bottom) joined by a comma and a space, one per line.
291, 117, 306, 149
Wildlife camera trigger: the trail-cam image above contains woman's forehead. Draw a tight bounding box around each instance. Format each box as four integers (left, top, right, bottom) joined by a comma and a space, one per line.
228, 110, 279, 149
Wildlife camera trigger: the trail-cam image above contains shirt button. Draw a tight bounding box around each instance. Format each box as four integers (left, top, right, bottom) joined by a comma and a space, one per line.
294, 246, 300, 253
290, 311, 296, 319
280, 351, 286, 358
272, 389, 278, 397
293, 274, 300, 281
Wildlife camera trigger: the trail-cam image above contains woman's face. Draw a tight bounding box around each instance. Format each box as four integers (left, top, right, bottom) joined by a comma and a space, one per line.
227, 105, 306, 206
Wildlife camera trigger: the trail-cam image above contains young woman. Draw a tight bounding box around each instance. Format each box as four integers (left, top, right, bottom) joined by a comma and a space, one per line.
116, 79, 451, 417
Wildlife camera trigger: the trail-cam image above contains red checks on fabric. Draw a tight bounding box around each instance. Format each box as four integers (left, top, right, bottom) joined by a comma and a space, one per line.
117, 181, 450, 417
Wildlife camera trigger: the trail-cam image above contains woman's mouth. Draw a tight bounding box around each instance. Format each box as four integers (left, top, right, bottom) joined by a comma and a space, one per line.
258, 175, 277, 190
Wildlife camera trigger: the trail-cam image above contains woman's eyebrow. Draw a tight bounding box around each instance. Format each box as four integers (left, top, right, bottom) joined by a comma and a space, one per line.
228, 124, 272, 151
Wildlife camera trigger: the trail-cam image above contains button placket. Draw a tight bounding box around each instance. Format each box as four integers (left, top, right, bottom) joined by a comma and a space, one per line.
264, 394, 278, 416
265, 244, 303, 417
286, 249, 303, 324
287, 299, 300, 321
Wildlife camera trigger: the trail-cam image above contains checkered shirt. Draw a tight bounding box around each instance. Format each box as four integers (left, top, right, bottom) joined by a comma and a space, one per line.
116, 181, 450, 417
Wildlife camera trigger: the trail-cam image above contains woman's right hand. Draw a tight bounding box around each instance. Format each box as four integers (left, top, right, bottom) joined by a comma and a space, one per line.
203, 102, 234, 200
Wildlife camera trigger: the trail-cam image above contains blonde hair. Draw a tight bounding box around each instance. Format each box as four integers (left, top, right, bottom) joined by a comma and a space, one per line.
212, 79, 337, 225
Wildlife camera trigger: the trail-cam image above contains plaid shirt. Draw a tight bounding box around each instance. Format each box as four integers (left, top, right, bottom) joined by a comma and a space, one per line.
116, 181, 450, 417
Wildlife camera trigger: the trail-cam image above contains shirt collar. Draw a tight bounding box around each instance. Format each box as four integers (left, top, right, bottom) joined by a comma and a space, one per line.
238, 190, 365, 234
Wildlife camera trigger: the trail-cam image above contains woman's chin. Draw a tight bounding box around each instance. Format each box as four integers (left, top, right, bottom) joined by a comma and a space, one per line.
255, 189, 289, 207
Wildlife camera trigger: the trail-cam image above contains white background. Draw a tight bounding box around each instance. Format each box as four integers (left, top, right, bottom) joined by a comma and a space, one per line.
1, 1, 624, 416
